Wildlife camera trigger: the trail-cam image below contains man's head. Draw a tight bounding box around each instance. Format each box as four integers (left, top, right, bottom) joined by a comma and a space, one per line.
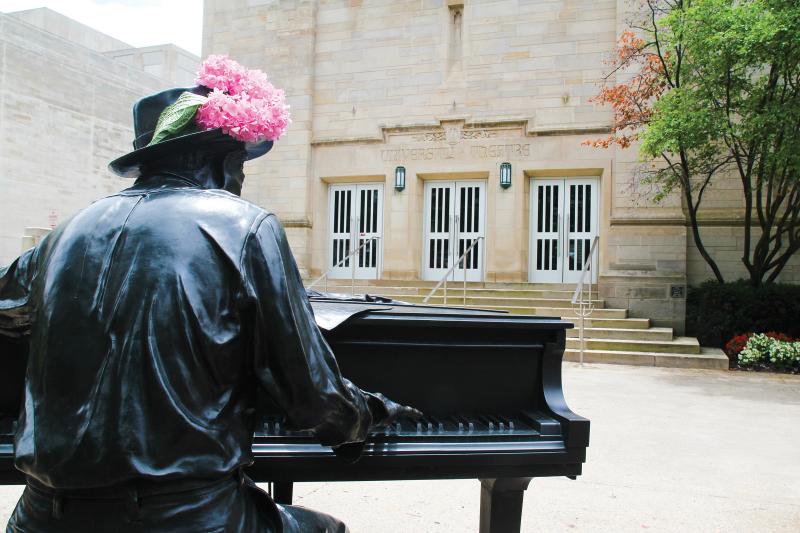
137, 137, 249, 195
109, 86, 273, 190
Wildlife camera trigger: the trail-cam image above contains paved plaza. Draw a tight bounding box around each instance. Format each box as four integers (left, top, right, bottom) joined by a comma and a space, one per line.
2, 363, 798, 532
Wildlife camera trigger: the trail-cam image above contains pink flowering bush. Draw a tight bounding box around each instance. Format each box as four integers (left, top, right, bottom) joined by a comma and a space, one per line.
194, 55, 290, 142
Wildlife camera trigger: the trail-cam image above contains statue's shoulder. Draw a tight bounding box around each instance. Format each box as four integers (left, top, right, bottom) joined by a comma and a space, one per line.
149, 187, 270, 219
102, 187, 274, 238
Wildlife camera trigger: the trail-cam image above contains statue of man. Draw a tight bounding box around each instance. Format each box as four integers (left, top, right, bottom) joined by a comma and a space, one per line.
0, 80, 418, 532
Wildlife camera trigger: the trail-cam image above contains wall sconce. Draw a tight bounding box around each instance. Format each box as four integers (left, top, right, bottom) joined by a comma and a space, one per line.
499, 162, 512, 189
394, 166, 406, 191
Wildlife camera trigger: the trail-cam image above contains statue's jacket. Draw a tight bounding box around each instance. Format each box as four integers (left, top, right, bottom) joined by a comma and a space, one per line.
0, 176, 376, 531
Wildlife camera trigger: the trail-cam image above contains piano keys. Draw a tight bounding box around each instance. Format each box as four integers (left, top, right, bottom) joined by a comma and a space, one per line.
0, 296, 590, 533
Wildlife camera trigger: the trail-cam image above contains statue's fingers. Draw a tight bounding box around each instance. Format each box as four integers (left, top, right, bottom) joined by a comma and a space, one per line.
402, 406, 423, 419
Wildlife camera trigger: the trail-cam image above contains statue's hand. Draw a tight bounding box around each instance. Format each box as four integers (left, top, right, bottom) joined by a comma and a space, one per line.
366, 392, 423, 428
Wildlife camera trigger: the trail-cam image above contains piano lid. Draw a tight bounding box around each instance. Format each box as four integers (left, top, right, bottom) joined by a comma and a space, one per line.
307, 292, 572, 332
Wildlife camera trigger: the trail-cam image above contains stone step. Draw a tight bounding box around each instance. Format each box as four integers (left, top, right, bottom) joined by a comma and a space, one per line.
566, 327, 674, 341
379, 294, 605, 309
480, 306, 628, 319
567, 336, 699, 354
310, 279, 484, 289
309, 279, 580, 291
564, 347, 728, 369
569, 317, 651, 330
340, 286, 580, 300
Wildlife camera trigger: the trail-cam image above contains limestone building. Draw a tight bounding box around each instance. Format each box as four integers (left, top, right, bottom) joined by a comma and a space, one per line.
0, 8, 198, 263
202, 0, 797, 341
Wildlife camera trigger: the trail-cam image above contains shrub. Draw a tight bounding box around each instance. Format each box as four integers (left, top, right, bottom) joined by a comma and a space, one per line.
724, 334, 751, 359
686, 280, 800, 348
725, 332, 795, 360
738, 333, 800, 372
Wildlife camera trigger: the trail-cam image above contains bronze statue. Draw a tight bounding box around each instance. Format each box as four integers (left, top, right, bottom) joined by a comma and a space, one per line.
0, 74, 419, 532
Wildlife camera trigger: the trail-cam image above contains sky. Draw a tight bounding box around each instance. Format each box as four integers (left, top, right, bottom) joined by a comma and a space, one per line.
1, 0, 204, 55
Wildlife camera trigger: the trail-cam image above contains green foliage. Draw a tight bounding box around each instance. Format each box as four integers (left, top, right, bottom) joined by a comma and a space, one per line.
637, 0, 800, 285
686, 280, 800, 347
643, 0, 798, 159
148, 92, 207, 147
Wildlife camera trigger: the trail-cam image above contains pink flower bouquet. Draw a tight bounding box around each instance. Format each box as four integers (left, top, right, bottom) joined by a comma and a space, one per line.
148, 55, 290, 147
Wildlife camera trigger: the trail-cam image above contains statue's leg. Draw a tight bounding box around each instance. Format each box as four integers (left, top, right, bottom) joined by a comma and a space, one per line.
275, 502, 348, 533
478, 477, 533, 533
273, 482, 293, 505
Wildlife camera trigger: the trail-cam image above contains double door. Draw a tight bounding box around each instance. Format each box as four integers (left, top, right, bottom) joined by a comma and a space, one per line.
423, 181, 486, 282
328, 183, 383, 279
529, 178, 599, 283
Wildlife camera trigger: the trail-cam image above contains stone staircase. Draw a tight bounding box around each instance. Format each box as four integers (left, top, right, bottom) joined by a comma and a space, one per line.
308, 279, 728, 369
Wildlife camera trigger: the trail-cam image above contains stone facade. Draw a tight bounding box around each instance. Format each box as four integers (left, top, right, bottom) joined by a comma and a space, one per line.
201, 0, 800, 332
0, 9, 199, 263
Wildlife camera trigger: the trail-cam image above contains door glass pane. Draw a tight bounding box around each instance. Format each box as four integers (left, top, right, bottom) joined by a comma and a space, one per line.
569, 185, 575, 233
545, 186, 551, 233
569, 239, 575, 271
460, 187, 466, 232
536, 240, 542, 270
430, 189, 436, 233
465, 187, 472, 233
585, 186, 591, 232
584, 238, 591, 267
537, 187, 543, 232
473, 187, 480, 231
345, 191, 351, 233
372, 190, 378, 232
359, 190, 366, 233
544, 239, 550, 269
553, 187, 559, 231
444, 188, 450, 232
333, 191, 339, 233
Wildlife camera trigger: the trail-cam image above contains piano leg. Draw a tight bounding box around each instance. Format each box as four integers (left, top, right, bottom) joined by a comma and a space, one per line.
273, 482, 294, 505
478, 477, 532, 533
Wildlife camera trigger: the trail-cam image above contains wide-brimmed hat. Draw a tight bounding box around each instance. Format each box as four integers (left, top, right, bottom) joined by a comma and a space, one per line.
108, 86, 273, 178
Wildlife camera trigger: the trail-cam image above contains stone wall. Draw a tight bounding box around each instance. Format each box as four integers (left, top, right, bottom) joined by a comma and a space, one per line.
310, 0, 615, 139
106, 45, 199, 86
9, 7, 131, 53
0, 11, 196, 264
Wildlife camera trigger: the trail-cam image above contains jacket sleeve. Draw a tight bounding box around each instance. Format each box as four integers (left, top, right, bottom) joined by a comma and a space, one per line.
0, 247, 37, 338
240, 214, 387, 453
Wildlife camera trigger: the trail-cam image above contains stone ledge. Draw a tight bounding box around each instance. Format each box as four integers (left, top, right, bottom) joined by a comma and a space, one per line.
564, 347, 728, 369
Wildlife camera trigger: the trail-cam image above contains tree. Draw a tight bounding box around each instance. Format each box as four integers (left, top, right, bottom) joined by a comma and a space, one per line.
587, 0, 800, 286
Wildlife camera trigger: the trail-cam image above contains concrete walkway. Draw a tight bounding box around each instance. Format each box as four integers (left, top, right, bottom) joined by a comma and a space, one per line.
2, 363, 799, 532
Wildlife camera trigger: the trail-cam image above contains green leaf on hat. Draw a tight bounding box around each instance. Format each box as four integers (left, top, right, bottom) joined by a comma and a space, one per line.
147, 91, 208, 147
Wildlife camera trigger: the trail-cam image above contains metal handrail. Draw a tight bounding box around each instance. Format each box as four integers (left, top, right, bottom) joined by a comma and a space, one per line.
571, 236, 599, 365
307, 236, 381, 296
571, 236, 600, 305
422, 236, 483, 306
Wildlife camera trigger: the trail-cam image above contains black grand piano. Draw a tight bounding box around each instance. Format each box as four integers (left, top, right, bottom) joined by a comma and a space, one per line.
0, 296, 589, 533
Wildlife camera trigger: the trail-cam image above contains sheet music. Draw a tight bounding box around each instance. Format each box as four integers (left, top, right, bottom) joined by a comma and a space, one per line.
309, 301, 390, 331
